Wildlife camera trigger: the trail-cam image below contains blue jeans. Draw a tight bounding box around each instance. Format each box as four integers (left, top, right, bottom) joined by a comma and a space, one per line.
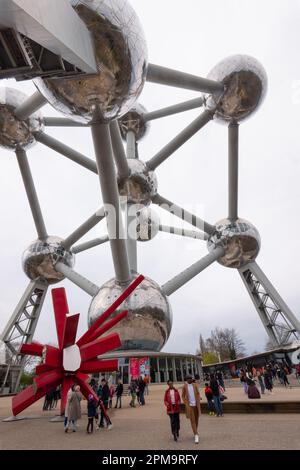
213, 395, 223, 416
139, 391, 145, 405
207, 399, 215, 413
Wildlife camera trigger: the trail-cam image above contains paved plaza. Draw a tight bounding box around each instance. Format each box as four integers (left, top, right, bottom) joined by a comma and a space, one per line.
1, 384, 299, 450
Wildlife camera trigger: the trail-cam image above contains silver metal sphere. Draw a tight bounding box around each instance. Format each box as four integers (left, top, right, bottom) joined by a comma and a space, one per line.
207, 218, 261, 268
88, 275, 172, 351
136, 207, 160, 242
118, 159, 157, 206
34, 0, 148, 123
206, 55, 267, 123
119, 103, 150, 141
0, 87, 43, 150
22, 236, 75, 284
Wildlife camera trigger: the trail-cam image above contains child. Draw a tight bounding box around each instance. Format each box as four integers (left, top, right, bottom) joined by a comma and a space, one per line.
204, 383, 215, 416
87, 394, 97, 434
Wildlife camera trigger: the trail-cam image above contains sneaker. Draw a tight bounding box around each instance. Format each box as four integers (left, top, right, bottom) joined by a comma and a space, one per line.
64, 428, 68, 433
195, 435, 199, 444
107, 424, 113, 430
173, 433, 177, 442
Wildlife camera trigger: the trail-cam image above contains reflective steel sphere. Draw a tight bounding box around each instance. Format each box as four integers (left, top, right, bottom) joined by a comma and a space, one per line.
119, 103, 150, 141
34, 0, 148, 123
206, 55, 267, 123
0, 87, 43, 150
136, 207, 160, 242
88, 275, 172, 351
22, 236, 75, 284
207, 218, 261, 268
118, 159, 157, 206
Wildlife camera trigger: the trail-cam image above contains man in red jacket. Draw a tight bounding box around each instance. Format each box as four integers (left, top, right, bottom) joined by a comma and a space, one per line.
164, 380, 181, 441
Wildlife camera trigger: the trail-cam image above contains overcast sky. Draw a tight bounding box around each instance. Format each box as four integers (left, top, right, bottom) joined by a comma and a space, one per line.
1, 0, 300, 356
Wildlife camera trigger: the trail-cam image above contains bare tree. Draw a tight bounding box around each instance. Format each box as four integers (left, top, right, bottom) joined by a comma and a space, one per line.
198, 327, 246, 361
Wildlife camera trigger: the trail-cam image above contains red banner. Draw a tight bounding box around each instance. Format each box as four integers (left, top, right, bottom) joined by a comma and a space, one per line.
129, 358, 140, 379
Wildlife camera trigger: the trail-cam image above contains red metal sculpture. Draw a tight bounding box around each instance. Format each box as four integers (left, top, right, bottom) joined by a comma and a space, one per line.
12, 274, 145, 417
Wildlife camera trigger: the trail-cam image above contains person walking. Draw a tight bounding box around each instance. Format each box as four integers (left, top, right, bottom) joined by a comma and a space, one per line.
144, 375, 150, 396
109, 384, 115, 409
204, 383, 215, 415
66, 385, 82, 432
216, 370, 225, 391
279, 367, 290, 387
98, 379, 110, 428
115, 379, 123, 409
210, 374, 223, 417
257, 368, 265, 395
240, 369, 248, 394
138, 376, 146, 406
181, 376, 201, 444
87, 394, 97, 434
64, 384, 74, 432
164, 380, 181, 441
129, 379, 137, 407
264, 367, 273, 393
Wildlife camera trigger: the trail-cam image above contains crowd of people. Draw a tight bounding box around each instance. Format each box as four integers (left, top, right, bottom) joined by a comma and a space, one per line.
49, 361, 297, 441
62, 375, 150, 434
238, 363, 292, 398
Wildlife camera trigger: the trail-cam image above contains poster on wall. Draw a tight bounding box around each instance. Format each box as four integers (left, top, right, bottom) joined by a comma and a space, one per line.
129, 357, 150, 379
129, 358, 140, 379
139, 357, 150, 377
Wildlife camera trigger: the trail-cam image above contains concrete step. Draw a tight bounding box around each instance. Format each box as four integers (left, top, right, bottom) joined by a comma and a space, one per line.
180, 401, 300, 414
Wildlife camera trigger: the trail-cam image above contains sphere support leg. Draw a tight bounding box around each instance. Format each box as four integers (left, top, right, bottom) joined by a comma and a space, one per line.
35, 132, 98, 174
110, 120, 130, 178
91, 114, 131, 284
239, 262, 300, 346
146, 63, 224, 94
162, 246, 225, 296
0, 281, 48, 394
15, 148, 48, 240
153, 193, 214, 236
14, 91, 47, 121
143, 97, 205, 122
228, 121, 239, 221
62, 207, 105, 250
146, 109, 215, 171
55, 262, 99, 297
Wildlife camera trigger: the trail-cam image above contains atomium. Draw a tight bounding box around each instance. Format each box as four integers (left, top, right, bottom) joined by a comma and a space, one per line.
205, 54, 268, 123
22, 236, 75, 284
119, 103, 150, 141
118, 159, 158, 206
88, 275, 172, 351
1, 0, 300, 395
207, 219, 261, 269
0, 88, 43, 150
136, 207, 160, 242
34, 0, 148, 123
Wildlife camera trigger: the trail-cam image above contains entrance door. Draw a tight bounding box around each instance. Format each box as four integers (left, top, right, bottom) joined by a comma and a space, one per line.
118, 365, 129, 384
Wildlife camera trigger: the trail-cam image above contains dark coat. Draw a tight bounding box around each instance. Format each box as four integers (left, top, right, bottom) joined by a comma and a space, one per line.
116, 383, 124, 396
210, 379, 220, 396
164, 388, 181, 414
138, 380, 145, 393
101, 384, 110, 402
87, 398, 97, 418
248, 383, 261, 399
